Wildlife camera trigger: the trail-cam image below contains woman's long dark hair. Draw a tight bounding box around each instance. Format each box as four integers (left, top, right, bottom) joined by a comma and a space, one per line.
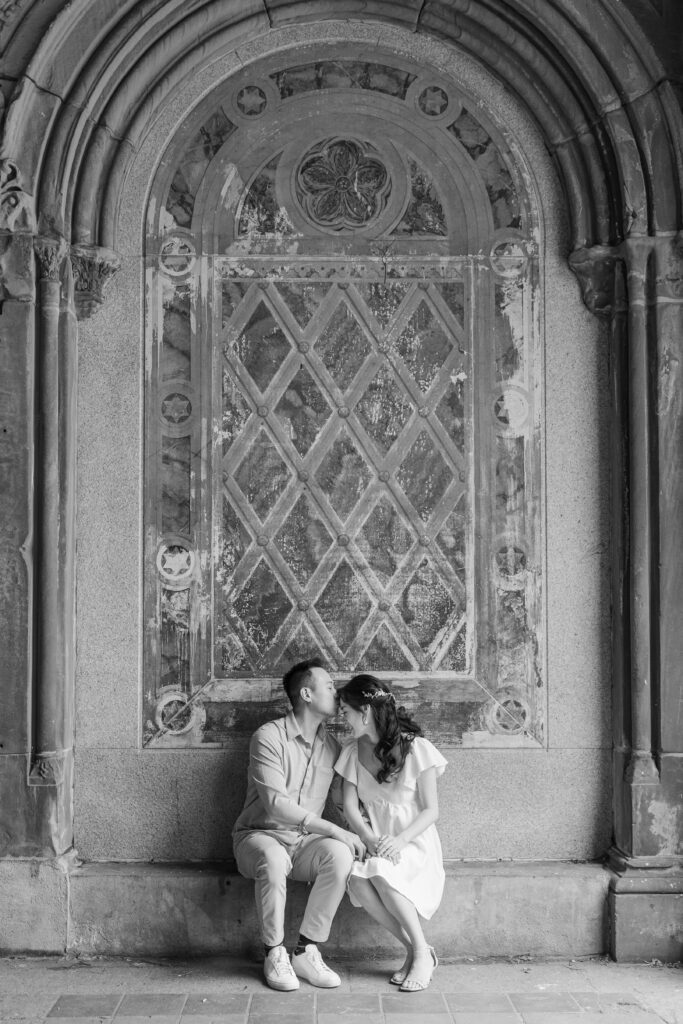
338, 674, 423, 783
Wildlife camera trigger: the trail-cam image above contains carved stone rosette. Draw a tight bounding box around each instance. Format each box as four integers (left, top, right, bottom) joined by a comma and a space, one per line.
295, 138, 391, 231
71, 244, 122, 319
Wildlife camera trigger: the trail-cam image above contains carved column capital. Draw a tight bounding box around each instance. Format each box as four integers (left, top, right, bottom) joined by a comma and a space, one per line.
0, 159, 36, 232
34, 236, 68, 281
71, 244, 121, 319
568, 244, 623, 318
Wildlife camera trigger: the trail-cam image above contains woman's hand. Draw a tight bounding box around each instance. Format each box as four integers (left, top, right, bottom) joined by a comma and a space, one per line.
376, 833, 406, 863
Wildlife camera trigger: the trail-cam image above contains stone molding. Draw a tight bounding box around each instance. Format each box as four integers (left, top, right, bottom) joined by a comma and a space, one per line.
0, 2, 677, 252
0, 159, 35, 232
70, 244, 121, 319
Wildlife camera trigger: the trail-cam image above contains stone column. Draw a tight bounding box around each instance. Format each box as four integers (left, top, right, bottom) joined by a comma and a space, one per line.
608, 235, 683, 961
571, 239, 683, 961
0, 164, 71, 855
27, 236, 76, 855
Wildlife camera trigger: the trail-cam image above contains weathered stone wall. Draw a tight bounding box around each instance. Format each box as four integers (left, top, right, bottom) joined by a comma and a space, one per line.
1, 0, 681, 961
72, 24, 611, 865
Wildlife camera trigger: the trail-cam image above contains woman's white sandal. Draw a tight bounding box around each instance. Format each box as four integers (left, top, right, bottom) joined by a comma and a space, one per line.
399, 946, 438, 993
389, 952, 412, 985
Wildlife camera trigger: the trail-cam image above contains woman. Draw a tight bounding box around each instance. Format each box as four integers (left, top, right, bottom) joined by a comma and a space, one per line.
335, 674, 447, 992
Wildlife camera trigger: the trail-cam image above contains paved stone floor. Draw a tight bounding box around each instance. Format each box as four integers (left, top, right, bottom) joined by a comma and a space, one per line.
0, 955, 681, 1024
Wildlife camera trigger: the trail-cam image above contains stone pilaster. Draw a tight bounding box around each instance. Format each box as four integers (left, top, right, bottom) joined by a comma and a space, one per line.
571, 237, 683, 960
21, 234, 76, 855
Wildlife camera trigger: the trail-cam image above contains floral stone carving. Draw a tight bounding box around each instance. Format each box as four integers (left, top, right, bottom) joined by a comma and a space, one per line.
296, 138, 391, 231
71, 244, 121, 319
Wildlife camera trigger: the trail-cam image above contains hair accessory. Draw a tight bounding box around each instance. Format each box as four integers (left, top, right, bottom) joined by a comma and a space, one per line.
361, 689, 396, 705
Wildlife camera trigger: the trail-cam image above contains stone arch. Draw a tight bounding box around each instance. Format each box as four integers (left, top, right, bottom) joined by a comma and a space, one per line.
2, 1, 681, 251
1, 0, 682, 959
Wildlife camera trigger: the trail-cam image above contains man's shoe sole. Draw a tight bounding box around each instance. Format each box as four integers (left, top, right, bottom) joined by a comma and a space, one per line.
291, 963, 341, 988
264, 974, 300, 991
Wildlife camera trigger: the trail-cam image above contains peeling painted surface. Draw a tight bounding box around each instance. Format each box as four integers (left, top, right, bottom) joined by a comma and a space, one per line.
165, 110, 237, 229
143, 47, 544, 748
448, 109, 521, 230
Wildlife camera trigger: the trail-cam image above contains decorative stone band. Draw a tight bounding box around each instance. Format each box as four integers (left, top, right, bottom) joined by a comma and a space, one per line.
71, 243, 122, 320
0, 158, 36, 232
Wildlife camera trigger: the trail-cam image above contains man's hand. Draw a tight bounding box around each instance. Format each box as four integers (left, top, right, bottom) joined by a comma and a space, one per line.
333, 826, 366, 861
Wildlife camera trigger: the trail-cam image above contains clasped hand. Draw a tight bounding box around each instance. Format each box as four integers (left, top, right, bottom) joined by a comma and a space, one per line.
373, 833, 405, 864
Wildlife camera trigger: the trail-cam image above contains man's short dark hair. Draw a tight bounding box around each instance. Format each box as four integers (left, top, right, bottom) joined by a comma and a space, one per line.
282, 657, 325, 708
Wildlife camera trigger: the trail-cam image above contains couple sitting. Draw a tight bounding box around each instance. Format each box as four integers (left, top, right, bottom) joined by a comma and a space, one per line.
232, 658, 447, 993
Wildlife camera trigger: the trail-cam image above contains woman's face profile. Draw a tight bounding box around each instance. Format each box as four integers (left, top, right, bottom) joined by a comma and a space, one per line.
339, 699, 370, 739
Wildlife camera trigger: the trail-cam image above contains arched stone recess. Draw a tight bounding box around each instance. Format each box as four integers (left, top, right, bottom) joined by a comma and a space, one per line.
78, 21, 601, 875
0, 0, 680, 959
142, 44, 545, 751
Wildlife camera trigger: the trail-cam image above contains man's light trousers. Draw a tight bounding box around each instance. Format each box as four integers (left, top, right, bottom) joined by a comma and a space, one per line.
234, 831, 354, 947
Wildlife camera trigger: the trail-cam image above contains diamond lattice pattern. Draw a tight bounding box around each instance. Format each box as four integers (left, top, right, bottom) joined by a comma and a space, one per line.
218, 277, 468, 675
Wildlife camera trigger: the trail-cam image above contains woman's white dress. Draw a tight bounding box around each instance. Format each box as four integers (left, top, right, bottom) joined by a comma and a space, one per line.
334, 736, 447, 920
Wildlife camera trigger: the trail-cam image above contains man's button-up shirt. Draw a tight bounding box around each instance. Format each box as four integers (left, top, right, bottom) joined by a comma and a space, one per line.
232, 711, 341, 848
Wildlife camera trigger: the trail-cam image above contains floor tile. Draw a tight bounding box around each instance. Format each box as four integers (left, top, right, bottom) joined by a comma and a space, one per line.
445, 992, 515, 1011
385, 1015, 454, 1024
180, 1017, 247, 1024
569, 991, 644, 1011
452, 1015, 521, 1024
245, 991, 313, 1015
3, 1017, 48, 1024
384, 1014, 453, 1024
4, 996, 75, 1020
117, 994, 186, 1017
520, 1014, 662, 1024
111, 1018, 181, 1024
48, 995, 122, 1018
318, 1015, 383, 1024
314, 992, 382, 1012
248, 992, 314, 1014
519, 1015, 592, 1024
44, 1019, 116, 1024
382, 991, 449, 1013
182, 995, 250, 1015
509, 993, 580, 1013
246, 1015, 312, 1024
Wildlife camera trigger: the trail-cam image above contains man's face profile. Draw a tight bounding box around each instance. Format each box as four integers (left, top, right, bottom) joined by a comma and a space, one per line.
303, 667, 338, 718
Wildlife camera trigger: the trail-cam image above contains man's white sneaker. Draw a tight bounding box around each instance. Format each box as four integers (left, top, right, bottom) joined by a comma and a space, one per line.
263, 946, 300, 991
291, 944, 341, 988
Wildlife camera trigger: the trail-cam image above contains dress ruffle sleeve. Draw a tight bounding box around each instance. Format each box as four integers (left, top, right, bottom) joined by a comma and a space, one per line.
334, 739, 358, 785
402, 736, 448, 788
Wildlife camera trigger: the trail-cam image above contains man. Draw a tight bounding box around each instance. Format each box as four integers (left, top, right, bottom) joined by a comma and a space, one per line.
233, 658, 365, 991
